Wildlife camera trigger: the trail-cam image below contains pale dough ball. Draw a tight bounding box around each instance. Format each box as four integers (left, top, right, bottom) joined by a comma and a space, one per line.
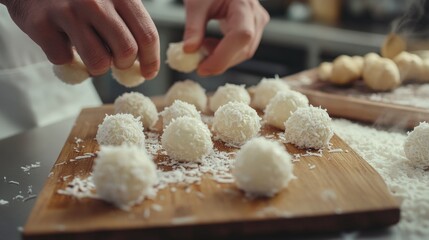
161, 116, 213, 162
404, 122, 429, 169
160, 100, 201, 129
53, 49, 90, 85
381, 33, 407, 59
284, 106, 333, 149
209, 83, 251, 112
264, 91, 309, 130
317, 62, 333, 81
166, 41, 205, 73
393, 51, 423, 81
252, 77, 290, 110
114, 92, 159, 129
363, 57, 401, 91
330, 55, 360, 85
165, 79, 207, 111
96, 114, 145, 147
419, 59, 429, 82
111, 61, 145, 88
352, 55, 364, 75
212, 102, 261, 145
93, 145, 157, 210
233, 137, 294, 197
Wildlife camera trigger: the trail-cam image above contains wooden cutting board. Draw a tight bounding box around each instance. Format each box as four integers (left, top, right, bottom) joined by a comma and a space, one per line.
23, 101, 400, 240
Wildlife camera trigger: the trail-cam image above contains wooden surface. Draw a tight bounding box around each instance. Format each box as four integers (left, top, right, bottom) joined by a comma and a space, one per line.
23, 103, 400, 240
284, 69, 429, 129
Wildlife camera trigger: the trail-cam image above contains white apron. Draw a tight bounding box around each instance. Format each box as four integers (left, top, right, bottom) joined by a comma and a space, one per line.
0, 6, 101, 139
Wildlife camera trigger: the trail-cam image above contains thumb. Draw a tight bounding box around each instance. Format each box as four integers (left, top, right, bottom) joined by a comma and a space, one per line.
183, 2, 208, 53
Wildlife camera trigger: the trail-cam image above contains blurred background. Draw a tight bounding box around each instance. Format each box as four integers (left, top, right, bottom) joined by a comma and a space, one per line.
93, 0, 419, 103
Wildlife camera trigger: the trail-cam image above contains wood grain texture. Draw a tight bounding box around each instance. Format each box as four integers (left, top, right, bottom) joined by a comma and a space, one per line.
23, 103, 400, 240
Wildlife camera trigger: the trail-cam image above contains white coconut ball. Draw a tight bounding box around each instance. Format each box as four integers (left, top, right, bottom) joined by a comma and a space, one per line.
209, 83, 251, 112
96, 113, 145, 147
264, 91, 309, 130
166, 41, 205, 73
165, 79, 207, 111
404, 122, 429, 169
233, 137, 294, 197
111, 61, 145, 88
161, 116, 213, 162
252, 77, 290, 110
284, 106, 333, 149
93, 145, 157, 210
114, 92, 159, 129
53, 49, 90, 85
212, 102, 261, 145
160, 100, 201, 129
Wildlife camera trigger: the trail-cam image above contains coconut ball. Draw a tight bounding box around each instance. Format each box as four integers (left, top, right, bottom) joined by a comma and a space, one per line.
53, 49, 90, 85
404, 122, 429, 169
114, 92, 158, 129
264, 91, 309, 130
284, 106, 333, 149
160, 100, 201, 129
166, 41, 205, 73
233, 137, 294, 197
209, 83, 251, 112
212, 102, 261, 145
93, 145, 157, 210
252, 77, 290, 110
96, 113, 145, 147
165, 79, 207, 111
161, 116, 212, 162
111, 61, 145, 88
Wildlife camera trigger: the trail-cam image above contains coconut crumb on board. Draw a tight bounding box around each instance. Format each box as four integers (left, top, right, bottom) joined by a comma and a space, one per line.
171, 216, 196, 225
254, 206, 293, 218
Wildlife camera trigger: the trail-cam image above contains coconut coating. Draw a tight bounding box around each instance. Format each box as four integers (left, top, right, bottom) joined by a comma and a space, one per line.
160, 100, 201, 129
252, 77, 290, 110
114, 92, 158, 129
233, 137, 294, 197
166, 42, 205, 73
209, 83, 251, 112
165, 79, 207, 111
111, 61, 145, 88
93, 145, 157, 210
212, 102, 261, 145
53, 49, 90, 85
264, 91, 309, 130
96, 113, 145, 147
161, 116, 213, 162
284, 106, 333, 149
404, 122, 429, 169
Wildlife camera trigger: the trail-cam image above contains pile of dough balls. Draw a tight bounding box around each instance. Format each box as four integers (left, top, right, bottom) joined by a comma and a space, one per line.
209, 83, 251, 112
160, 100, 201, 129
404, 122, 429, 169
111, 61, 145, 88
165, 80, 207, 111
96, 114, 145, 147
53, 49, 90, 85
284, 106, 333, 149
212, 102, 261, 145
252, 77, 290, 110
161, 116, 213, 162
93, 145, 157, 210
114, 92, 159, 129
166, 41, 206, 73
233, 137, 294, 197
264, 90, 309, 130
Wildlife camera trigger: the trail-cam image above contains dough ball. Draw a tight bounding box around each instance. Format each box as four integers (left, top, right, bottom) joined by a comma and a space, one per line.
264, 91, 309, 130
165, 79, 207, 111
96, 113, 145, 147
363, 57, 401, 91
212, 102, 261, 145
233, 137, 294, 197
418, 59, 429, 82
209, 83, 251, 112
404, 122, 429, 169
93, 145, 157, 210
317, 62, 333, 81
111, 61, 145, 88
330, 55, 360, 85
161, 116, 213, 162
284, 106, 333, 149
114, 92, 159, 129
393, 51, 423, 81
166, 41, 205, 73
160, 100, 201, 129
252, 77, 290, 110
352, 56, 364, 75
381, 33, 407, 59
53, 49, 90, 85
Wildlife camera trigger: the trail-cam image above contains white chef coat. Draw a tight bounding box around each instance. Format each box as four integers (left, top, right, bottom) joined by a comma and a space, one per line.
0, 5, 102, 139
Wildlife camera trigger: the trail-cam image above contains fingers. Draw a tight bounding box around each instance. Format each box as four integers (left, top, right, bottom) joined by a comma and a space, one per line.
183, 0, 209, 53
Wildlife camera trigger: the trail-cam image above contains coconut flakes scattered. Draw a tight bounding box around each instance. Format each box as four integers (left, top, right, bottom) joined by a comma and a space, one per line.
22, 194, 37, 202
8, 180, 19, 185
57, 175, 98, 199
0, 199, 9, 205
151, 204, 163, 212
171, 216, 196, 225
21, 162, 41, 173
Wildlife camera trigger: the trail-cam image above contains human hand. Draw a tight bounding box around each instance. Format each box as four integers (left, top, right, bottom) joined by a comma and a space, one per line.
183, 0, 269, 76
1, 0, 160, 79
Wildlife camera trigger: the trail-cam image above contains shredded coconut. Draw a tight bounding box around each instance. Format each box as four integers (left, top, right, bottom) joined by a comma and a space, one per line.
8, 180, 19, 185
21, 162, 41, 173
0, 199, 8, 205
